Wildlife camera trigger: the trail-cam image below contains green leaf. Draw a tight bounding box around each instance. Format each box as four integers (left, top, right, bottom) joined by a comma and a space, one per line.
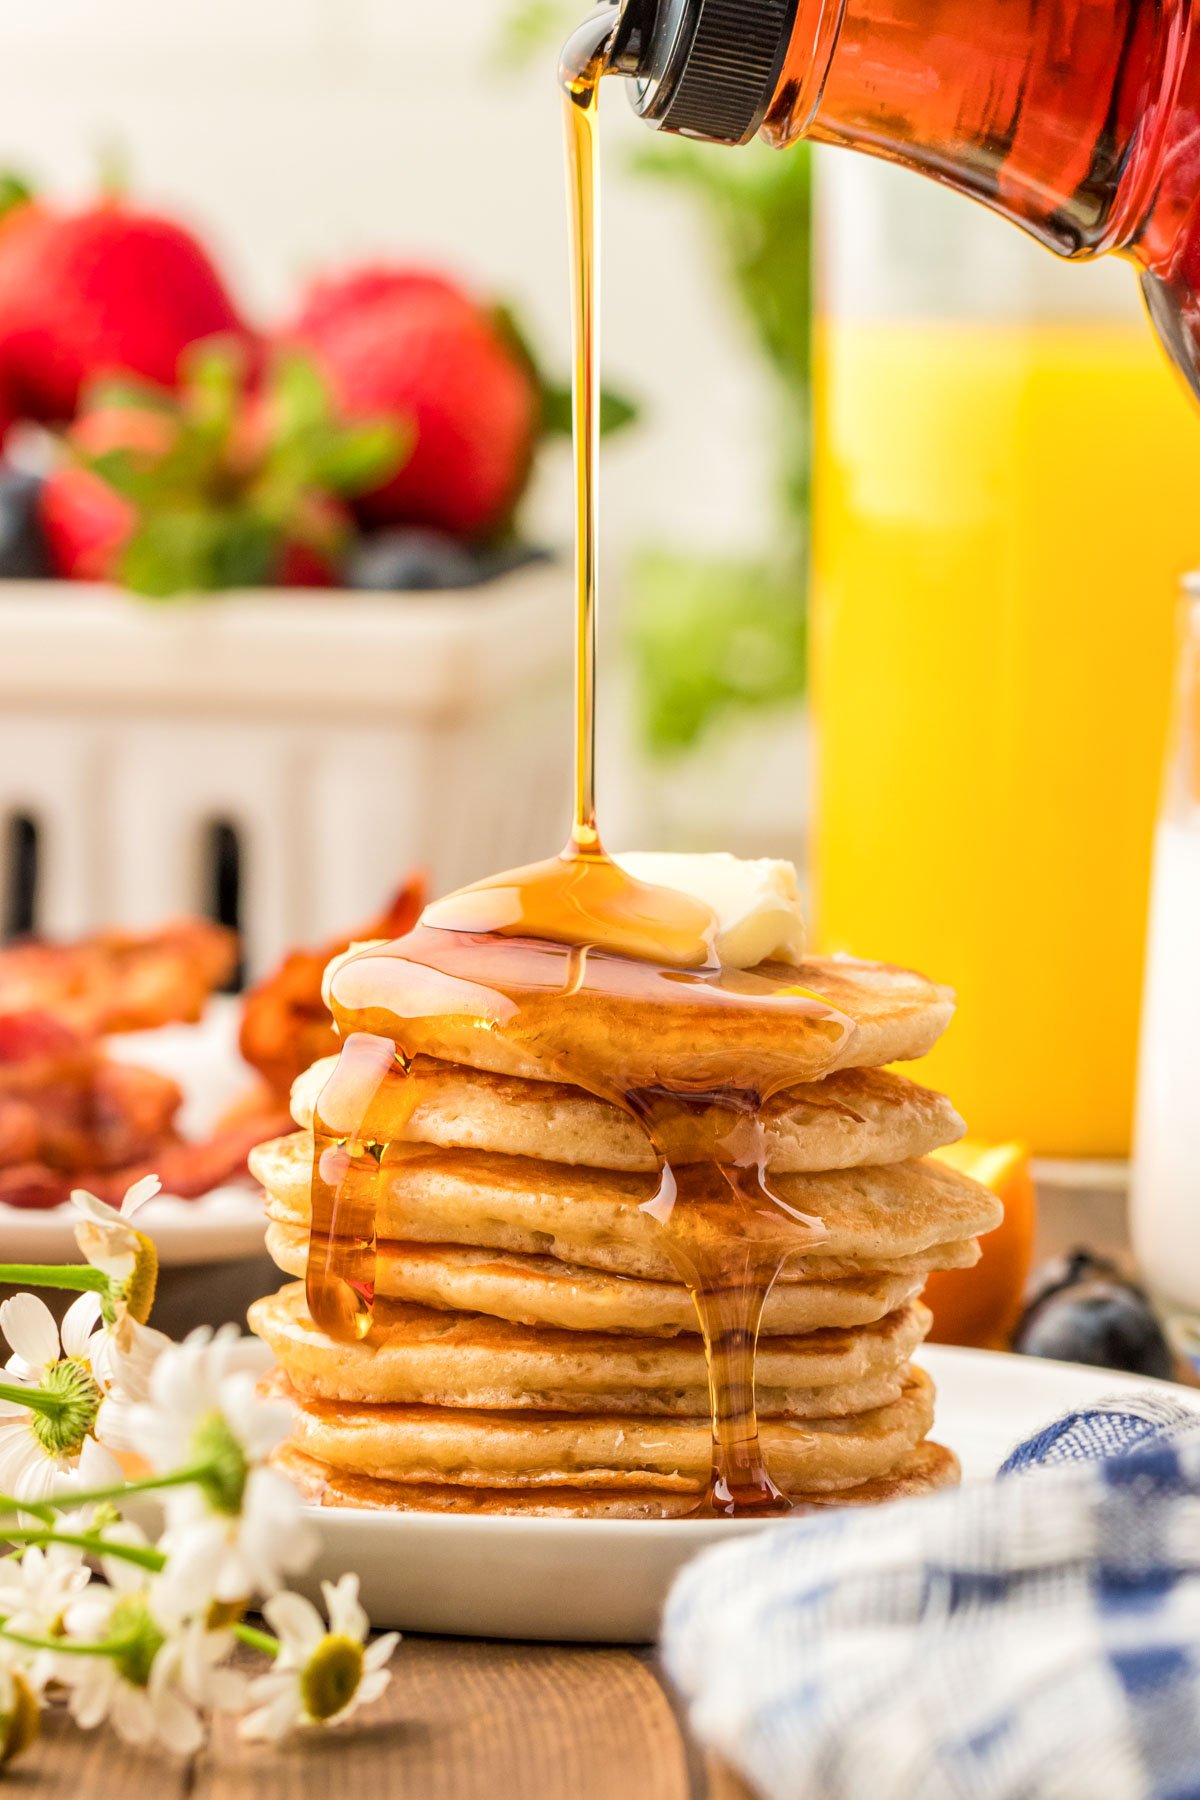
539, 380, 571, 437
311, 419, 411, 495
86, 447, 168, 506
180, 339, 245, 441
539, 380, 639, 439
81, 375, 176, 416
70, 335, 385, 598
490, 302, 541, 385
599, 386, 639, 436
207, 512, 280, 590
119, 506, 278, 598
120, 511, 218, 599
268, 351, 333, 444
0, 172, 34, 223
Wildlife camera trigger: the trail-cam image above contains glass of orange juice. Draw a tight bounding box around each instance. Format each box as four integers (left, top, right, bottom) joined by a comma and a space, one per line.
811, 157, 1200, 1159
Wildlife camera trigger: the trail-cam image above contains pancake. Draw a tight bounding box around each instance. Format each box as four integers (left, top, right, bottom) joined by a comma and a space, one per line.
252, 1136, 1002, 1282
274, 1437, 961, 1517
327, 944, 955, 1089
273, 1363, 936, 1492
290, 1057, 965, 1174
248, 1284, 931, 1415
263, 1229, 930, 1335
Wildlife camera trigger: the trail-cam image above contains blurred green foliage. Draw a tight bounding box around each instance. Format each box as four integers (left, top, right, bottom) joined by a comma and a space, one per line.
627, 550, 807, 754
497, 0, 575, 69
628, 141, 812, 751
496, 1, 813, 753
629, 139, 813, 557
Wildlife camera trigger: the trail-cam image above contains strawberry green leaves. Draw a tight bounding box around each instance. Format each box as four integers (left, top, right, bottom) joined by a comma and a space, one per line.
64, 342, 409, 598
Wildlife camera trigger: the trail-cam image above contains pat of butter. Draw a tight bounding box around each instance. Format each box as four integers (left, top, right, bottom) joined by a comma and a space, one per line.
615, 852, 807, 970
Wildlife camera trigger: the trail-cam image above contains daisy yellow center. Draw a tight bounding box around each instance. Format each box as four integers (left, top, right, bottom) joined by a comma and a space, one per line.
31, 1359, 102, 1458
102, 1233, 159, 1329
108, 1594, 165, 1690
301, 1634, 363, 1722
190, 1411, 248, 1515
206, 1596, 248, 1631
0, 1672, 39, 1768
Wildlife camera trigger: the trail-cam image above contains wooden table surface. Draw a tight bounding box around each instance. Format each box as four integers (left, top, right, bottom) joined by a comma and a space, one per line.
22, 1641, 755, 1799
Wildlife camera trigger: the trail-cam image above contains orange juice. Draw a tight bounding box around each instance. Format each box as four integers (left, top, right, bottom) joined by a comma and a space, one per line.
811, 319, 1200, 1158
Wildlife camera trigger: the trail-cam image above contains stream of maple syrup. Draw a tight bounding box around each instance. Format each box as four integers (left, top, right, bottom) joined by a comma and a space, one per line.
305, 9, 854, 1515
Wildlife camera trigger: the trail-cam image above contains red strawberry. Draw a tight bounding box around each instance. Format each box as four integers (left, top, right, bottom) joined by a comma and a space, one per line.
273, 493, 354, 588
295, 287, 539, 539
37, 345, 386, 593
0, 198, 246, 422
290, 264, 469, 346
39, 402, 176, 580
39, 468, 129, 580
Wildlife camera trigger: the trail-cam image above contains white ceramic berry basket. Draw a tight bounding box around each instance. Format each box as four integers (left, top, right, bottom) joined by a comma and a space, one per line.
0, 572, 571, 979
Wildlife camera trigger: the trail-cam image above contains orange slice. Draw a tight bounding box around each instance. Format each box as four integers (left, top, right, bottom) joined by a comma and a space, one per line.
923, 1141, 1036, 1350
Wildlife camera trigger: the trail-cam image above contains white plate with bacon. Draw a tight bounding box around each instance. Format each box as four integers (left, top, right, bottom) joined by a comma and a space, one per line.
0, 892, 421, 1267
0, 999, 275, 1266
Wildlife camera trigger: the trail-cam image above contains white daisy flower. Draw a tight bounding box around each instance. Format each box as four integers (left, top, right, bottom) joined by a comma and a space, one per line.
0, 1533, 93, 1691
70, 1176, 160, 1279
93, 1317, 172, 1456
239, 1575, 398, 1742
2, 1291, 102, 1383
0, 1296, 111, 1503
0, 1525, 95, 1703
70, 1176, 161, 1331
157, 1465, 318, 1613
59, 1558, 236, 1756
119, 1326, 313, 1600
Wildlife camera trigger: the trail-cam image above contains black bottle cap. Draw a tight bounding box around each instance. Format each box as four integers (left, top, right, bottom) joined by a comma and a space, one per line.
610, 0, 798, 146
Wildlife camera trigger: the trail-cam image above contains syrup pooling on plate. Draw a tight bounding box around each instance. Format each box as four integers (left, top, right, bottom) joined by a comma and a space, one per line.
304, 11, 855, 1515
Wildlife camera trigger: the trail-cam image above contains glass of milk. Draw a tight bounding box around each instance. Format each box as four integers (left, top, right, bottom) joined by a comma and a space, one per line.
1132, 580, 1200, 1348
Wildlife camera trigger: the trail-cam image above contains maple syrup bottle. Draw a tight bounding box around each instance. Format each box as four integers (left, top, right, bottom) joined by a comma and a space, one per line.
603, 0, 1200, 396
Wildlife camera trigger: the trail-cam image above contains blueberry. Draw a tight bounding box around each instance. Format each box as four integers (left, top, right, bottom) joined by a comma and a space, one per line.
471, 540, 554, 583
0, 468, 51, 579
1022, 1248, 1126, 1315
347, 529, 553, 593
1013, 1255, 1173, 1380
348, 529, 482, 592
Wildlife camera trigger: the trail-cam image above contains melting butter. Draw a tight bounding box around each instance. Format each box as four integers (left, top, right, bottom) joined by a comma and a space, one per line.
614, 853, 806, 970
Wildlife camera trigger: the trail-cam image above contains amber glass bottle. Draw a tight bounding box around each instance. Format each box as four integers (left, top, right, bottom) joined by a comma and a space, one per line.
608, 0, 1200, 396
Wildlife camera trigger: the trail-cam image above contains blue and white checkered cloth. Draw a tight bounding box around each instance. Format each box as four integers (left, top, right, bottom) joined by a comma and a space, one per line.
662, 1393, 1200, 1800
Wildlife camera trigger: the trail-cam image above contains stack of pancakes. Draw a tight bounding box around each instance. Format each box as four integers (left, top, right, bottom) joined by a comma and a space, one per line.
249, 954, 1002, 1518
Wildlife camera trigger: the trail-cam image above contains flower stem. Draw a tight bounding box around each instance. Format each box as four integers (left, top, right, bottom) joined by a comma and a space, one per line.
0, 1493, 54, 1526
0, 1461, 213, 1522
0, 1380, 66, 1419
2, 1528, 164, 1572
0, 1624, 124, 1659
235, 1622, 280, 1658
0, 1265, 108, 1296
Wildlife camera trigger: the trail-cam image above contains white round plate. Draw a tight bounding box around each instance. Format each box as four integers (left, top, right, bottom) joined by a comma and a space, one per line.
0, 999, 267, 1267
294, 1345, 1200, 1644
0, 1183, 266, 1267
